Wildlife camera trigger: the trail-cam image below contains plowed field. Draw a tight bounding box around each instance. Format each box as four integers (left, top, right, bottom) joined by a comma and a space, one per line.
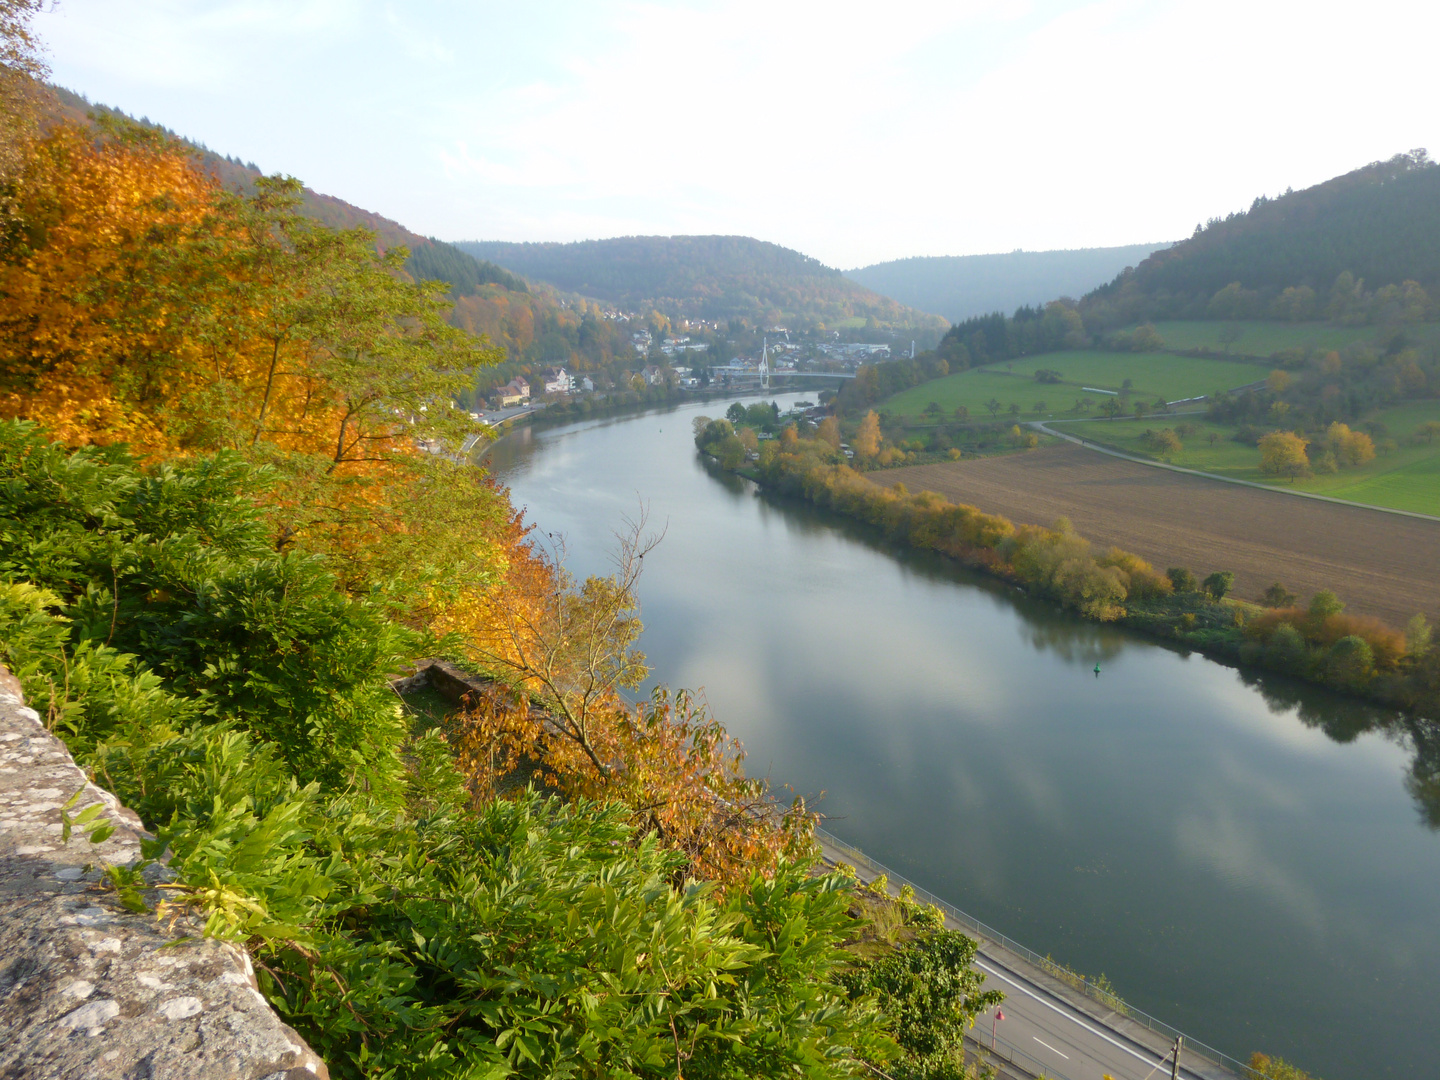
877, 445, 1440, 625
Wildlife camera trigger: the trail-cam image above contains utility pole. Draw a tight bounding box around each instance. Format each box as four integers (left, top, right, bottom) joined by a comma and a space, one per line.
1171, 1036, 1182, 1080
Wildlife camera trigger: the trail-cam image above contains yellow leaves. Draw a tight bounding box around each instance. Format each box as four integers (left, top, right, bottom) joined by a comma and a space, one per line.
0, 123, 218, 453
451, 683, 817, 891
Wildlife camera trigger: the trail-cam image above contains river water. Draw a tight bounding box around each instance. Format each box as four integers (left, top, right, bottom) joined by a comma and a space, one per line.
485, 392, 1439, 1079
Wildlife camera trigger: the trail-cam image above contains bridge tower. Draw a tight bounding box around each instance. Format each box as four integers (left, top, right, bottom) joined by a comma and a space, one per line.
759, 336, 771, 391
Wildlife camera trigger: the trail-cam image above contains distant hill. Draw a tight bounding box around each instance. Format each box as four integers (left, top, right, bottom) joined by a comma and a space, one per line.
456, 235, 948, 337
36, 88, 653, 379
845, 245, 1169, 323
1086, 150, 1440, 322
45, 86, 528, 300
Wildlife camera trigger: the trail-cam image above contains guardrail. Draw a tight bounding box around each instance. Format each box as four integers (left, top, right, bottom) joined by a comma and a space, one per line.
816, 826, 1256, 1080
967, 1026, 1086, 1080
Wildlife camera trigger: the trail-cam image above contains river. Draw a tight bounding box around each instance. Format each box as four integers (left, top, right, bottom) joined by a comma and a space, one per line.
484, 392, 1439, 1079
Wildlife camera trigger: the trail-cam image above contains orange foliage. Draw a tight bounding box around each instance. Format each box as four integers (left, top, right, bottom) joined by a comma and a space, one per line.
1246, 607, 1407, 669
453, 684, 817, 887
434, 512, 817, 885
0, 124, 216, 453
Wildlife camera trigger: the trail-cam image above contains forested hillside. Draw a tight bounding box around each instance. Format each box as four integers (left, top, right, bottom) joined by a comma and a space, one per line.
846, 244, 1168, 322
458, 235, 949, 337
1086, 150, 1440, 326
41, 87, 640, 381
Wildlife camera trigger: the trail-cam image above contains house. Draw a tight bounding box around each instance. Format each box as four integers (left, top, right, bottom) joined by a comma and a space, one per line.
496, 378, 531, 408
578, 375, 595, 392
542, 367, 573, 394
641, 365, 667, 386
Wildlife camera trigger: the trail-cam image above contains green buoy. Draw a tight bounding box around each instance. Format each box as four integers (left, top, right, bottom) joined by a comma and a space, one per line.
1093, 663, 1101, 676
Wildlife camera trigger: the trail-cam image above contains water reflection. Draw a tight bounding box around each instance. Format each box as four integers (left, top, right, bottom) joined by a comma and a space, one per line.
1235, 667, 1440, 825
487, 394, 1440, 1079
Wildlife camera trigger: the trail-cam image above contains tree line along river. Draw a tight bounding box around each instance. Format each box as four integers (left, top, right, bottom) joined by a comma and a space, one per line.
483, 392, 1440, 1080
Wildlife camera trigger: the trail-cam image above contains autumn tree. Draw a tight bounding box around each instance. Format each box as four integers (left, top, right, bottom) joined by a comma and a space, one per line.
0, 120, 508, 609
854, 410, 882, 458
1324, 422, 1375, 467
1258, 430, 1310, 480
816, 415, 840, 449
0, 0, 45, 221
443, 514, 817, 884
1142, 428, 1182, 457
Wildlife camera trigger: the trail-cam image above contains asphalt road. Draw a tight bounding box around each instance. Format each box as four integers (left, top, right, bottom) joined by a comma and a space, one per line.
971, 951, 1194, 1080
818, 837, 1238, 1080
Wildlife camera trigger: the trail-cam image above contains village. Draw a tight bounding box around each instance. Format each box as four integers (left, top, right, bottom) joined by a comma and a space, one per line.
478, 327, 901, 420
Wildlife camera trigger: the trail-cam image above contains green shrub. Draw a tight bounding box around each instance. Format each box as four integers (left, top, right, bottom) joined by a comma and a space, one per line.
0, 422, 415, 793
1203, 571, 1235, 600
838, 929, 1002, 1080
1265, 622, 1309, 672
1166, 567, 1198, 593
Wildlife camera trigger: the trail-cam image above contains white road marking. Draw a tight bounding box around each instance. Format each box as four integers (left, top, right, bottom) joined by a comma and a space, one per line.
1033, 1037, 1069, 1059
976, 958, 1190, 1078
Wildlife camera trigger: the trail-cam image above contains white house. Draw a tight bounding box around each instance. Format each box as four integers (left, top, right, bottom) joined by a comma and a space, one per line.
543, 367, 573, 394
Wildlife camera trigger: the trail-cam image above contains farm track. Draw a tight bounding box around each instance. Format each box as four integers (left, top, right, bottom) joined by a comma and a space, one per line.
877, 444, 1440, 625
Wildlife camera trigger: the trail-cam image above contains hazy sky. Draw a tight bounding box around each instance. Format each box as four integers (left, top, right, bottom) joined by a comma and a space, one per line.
35, 0, 1440, 268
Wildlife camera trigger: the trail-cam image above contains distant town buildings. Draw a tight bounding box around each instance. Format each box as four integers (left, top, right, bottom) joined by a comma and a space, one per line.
496, 378, 531, 407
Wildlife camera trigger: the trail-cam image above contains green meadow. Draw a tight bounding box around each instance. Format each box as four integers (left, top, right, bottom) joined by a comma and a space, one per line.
881, 351, 1268, 421
1144, 320, 1381, 358
1060, 398, 1440, 516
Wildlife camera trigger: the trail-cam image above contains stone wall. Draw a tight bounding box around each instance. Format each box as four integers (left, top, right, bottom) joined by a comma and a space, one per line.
0, 666, 329, 1080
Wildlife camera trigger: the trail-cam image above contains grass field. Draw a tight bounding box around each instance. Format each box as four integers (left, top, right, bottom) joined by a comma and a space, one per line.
875, 445, 1440, 624
989, 350, 1267, 401
880, 350, 1268, 422
1143, 321, 1382, 358
1059, 398, 1440, 516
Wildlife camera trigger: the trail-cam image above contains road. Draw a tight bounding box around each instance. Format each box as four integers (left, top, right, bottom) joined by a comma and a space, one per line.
1031, 417, 1440, 524
818, 834, 1242, 1080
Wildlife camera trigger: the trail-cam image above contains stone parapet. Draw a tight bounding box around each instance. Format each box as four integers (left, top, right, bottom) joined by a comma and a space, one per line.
0, 666, 329, 1080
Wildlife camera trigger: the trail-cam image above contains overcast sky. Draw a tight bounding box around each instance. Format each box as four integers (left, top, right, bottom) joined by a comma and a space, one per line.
34, 0, 1440, 269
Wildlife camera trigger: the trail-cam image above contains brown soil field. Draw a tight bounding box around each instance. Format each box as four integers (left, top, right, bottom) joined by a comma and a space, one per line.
877, 444, 1440, 625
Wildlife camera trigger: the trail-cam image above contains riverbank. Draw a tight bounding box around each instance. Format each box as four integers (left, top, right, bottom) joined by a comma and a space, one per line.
698, 427, 1439, 723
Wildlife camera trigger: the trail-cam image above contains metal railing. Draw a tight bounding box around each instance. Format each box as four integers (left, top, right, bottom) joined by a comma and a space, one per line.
817, 826, 1256, 1080
967, 1027, 1084, 1080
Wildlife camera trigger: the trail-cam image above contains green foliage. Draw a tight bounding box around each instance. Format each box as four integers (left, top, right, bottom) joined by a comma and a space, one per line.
1166, 567, 1198, 593
838, 930, 1002, 1080
97, 718, 894, 1079
1309, 590, 1345, 619
0, 421, 918, 1080
0, 422, 415, 793
405, 238, 528, 296
1327, 635, 1375, 688
1406, 614, 1433, 658
1202, 571, 1235, 599
1092, 151, 1440, 313
1249, 1051, 1325, 1080
1263, 583, 1297, 608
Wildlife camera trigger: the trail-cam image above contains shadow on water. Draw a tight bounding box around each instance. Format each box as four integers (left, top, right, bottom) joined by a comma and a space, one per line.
1238, 666, 1440, 829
